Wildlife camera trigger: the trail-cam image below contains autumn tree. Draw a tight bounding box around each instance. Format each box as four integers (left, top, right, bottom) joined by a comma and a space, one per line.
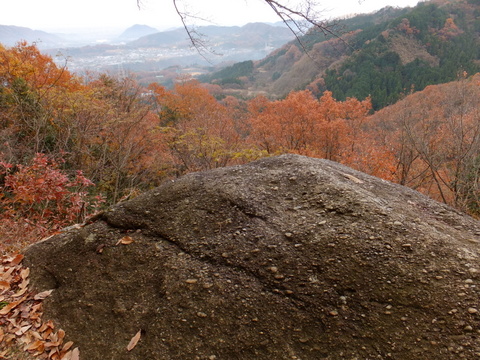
247, 90, 371, 163
0, 43, 169, 205
248, 90, 321, 155
0, 42, 82, 162
149, 79, 252, 175
77, 75, 163, 202
369, 73, 480, 215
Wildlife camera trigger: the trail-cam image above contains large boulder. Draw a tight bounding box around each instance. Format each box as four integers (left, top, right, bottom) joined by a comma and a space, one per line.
24, 154, 480, 359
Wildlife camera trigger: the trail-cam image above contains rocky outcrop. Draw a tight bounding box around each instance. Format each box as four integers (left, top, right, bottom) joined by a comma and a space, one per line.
24, 154, 480, 359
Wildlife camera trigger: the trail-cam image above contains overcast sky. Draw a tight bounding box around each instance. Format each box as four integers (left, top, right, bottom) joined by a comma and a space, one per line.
2, 0, 422, 32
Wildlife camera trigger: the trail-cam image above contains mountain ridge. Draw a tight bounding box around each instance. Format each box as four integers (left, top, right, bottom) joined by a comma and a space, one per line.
117, 24, 159, 42
201, 0, 480, 109
0, 25, 63, 48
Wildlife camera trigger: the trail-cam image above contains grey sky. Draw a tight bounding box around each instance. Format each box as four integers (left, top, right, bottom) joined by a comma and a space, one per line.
2, 0, 422, 32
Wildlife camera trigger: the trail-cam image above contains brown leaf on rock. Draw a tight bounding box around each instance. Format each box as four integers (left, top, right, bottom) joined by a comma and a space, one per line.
96, 244, 106, 253
61, 341, 74, 353
71, 347, 80, 360
34, 289, 54, 300
1, 254, 78, 359
126, 329, 141, 351
116, 236, 134, 245
342, 172, 364, 184
9, 254, 24, 266
20, 267, 30, 279
57, 329, 65, 342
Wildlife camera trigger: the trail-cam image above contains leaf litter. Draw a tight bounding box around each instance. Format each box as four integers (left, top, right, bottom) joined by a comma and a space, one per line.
0, 254, 80, 359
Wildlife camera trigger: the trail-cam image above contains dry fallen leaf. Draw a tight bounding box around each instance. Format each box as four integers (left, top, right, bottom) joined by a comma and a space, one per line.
342, 172, 364, 184
61, 340, 74, 353
126, 330, 142, 351
34, 289, 54, 300
20, 267, 30, 279
0, 280, 10, 291
0, 296, 27, 315
15, 324, 32, 336
24, 339, 44, 352
96, 244, 106, 253
71, 347, 80, 360
9, 253, 24, 266
1, 254, 78, 360
116, 236, 134, 246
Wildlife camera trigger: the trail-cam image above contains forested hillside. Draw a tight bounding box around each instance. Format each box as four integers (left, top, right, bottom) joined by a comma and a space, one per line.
202, 0, 480, 109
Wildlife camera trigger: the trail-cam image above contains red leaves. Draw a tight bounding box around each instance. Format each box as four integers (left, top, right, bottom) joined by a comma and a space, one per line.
1, 154, 99, 221
0, 154, 104, 254
0, 254, 79, 359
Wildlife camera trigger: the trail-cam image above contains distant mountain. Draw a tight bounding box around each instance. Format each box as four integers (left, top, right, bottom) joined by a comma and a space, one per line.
0, 25, 63, 48
116, 24, 159, 42
127, 27, 192, 47
53, 23, 296, 77
128, 22, 293, 51
201, 0, 480, 110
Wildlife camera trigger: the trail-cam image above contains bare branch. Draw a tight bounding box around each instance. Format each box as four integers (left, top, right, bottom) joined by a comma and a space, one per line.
263, 0, 347, 67
264, 0, 339, 37
172, 0, 208, 55
137, 0, 345, 58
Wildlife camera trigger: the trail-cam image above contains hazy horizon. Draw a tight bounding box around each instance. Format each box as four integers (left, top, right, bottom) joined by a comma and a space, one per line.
3, 0, 422, 34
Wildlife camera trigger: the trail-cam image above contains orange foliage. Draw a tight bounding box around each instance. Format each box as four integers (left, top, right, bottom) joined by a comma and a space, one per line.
3, 41, 480, 255
437, 18, 463, 41
369, 74, 480, 214
396, 18, 419, 36
247, 90, 372, 163
150, 79, 254, 174
0, 41, 79, 93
